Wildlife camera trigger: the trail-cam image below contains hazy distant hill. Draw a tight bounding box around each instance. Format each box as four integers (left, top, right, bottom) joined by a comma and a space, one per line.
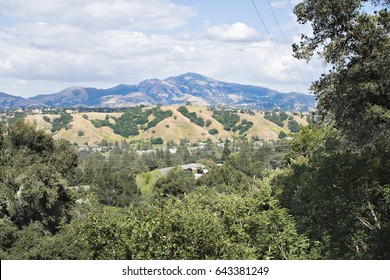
0, 92, 41, 108
1, 73, 314, 111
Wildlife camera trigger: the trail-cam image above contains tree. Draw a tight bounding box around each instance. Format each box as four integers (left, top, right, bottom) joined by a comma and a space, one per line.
221, 139, 231, 162
272, 0, 390, 259
278, 130, 287, 139
273, 127, 390, 259
293, 0, 390, 146
0, 121, 74, 233
154, 168, 196, 198
288, 120, 301, 133
151, 137, 163, 145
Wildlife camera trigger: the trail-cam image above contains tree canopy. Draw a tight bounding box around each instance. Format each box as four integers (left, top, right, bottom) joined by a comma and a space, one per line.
293, 0, 390, 146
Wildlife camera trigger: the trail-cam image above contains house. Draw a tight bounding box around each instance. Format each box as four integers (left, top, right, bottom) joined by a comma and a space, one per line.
158, 163, 209, 179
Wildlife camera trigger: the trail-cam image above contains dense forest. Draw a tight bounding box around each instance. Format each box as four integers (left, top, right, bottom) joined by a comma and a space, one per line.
0, 0, 389, 260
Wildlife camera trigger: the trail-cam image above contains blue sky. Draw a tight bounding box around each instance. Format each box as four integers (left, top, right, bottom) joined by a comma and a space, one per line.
0, 0, 324, 97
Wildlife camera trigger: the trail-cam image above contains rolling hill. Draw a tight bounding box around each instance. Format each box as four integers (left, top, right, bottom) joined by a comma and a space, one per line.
23, 106, 309, 146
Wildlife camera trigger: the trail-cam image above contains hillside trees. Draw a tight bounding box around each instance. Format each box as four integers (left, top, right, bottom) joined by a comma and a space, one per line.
271, 0, 390, 259
212, 109, 240, 131
0, 121, 75, 232
273, 127, 390, 258
177, 106, 205, 127
74, 181, 312, 260
264, 111, 286, 127
293, 0, 390, 146
51, 113, 73, 133
91, 106, 173, 137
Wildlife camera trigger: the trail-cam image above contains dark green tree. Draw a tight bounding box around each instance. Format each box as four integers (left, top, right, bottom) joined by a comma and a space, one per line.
0, 121, 74, 233
293, 0, 390, 146
221, 139, 231, 162
154, 168, 196, 198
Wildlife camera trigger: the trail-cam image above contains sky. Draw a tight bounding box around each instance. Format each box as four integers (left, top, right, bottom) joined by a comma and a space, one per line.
0, 0, 325, 98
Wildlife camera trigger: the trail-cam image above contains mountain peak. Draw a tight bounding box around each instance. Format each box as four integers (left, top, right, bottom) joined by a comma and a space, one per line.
0, 92, 19, 98
166, 72, 211, 82
1, 73, 315, 110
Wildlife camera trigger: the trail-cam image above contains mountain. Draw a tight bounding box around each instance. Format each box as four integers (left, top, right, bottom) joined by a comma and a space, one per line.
1, 73, 315, 111
0, 92, 41, 108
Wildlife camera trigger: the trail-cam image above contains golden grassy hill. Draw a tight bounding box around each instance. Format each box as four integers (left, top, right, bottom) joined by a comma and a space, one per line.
24, 106, 308, 146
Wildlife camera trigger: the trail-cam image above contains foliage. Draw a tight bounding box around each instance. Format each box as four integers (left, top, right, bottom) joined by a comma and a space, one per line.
273, 127, 390, 259
81, 151, 140, 206
146, 108, 173, 130
91, 118, 111, 128
212, 109, 240, 131
51, 113, 73, 133
151, 137, 164, 145
278, 130, 287, 139
288, 120, 301, 133
0, 121, 75, 233
154, 168, 196, 198
293, 0, 390, 147
43, 115, 51, 123
208, 128, 219, 135
264, 111, 285, 127
73, 184, 311, 260
136, 170, 164, 195
177, 106, 205, 127
236, 119, 254, 135
91, 106, 172, 137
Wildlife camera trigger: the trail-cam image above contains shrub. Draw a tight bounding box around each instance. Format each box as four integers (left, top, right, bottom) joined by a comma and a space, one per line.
151, 137, 164, 145
43, 116, 51, 123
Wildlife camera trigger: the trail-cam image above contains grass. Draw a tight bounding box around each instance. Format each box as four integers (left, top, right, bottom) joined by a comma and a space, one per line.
24, 106, 309, 146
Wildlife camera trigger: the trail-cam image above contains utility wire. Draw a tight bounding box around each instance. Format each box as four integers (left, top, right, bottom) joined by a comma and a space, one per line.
266, 0, 309, 89
288, 0, 327, 78
250, 0, 301, 93
288, 0, 302, 38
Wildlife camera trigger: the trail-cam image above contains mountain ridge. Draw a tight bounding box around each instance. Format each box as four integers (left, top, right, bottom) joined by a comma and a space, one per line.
0, 73, 314, 111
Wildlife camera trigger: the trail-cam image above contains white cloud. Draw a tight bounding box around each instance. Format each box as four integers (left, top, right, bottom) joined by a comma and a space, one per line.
0, 0, 196, 30
0, 0, 322, 97
205, 22, 260, 42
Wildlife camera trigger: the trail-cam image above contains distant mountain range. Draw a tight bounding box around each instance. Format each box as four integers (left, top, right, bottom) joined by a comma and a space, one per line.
0, 73, 314, 111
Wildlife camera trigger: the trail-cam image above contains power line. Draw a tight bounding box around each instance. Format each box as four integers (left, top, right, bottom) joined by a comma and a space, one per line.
266, 0, 309, 89
288, 0, 328, 78
250, 0, 301, 93
288, 0, 302, 38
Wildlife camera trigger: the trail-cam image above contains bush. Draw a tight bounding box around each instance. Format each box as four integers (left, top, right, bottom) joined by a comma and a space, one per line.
177, 106, 205, 127
264, 111, 284, 127
51, 113, 73, 133
208, 128, 219, 135
78, 130, 85, 137
278, 130, 287, 139
211, 109, 240, 131
288, 120, 301, 133
43, 116, 51, 123
151, 137, 164, 145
